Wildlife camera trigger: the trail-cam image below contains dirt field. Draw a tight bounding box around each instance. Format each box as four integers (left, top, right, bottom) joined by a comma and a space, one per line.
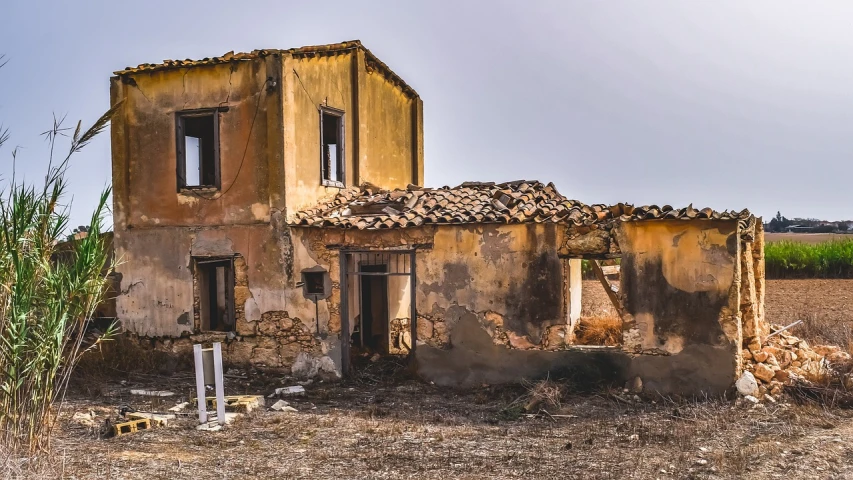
766, 279, 853, 328
766, 233, 853, 244
8, 373, 853, 480
5, 279, 853, 479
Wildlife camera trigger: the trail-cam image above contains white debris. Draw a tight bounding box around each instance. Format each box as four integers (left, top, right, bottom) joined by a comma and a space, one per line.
735, 372, 759, 396
744, 395, 759, 404
273, 385, 305, 396
696, 459, 708, 466
270, 400, 290, 411
197, 422, 222, 432
130, 389, 175, 397
72, 411, 96, 427
169, 402, 189, 412
198, 412, 242, 430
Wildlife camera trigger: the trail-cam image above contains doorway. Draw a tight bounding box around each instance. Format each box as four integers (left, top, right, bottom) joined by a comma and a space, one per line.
340, 251, 416, 374
357, 264, 389, 354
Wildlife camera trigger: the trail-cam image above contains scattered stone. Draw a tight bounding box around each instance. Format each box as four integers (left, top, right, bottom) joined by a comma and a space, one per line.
736, 371, 759, 396
744, 395, 759, 404
130, 389, 175, 397
773, 370, 790, 383
752, 351, 769, 363
754, 363, 775, 383
270, 400, 290, 411
764, 394, 776, 403
169, 402, 189, 412
696, 459, 708, 466
747, 338, 761, 353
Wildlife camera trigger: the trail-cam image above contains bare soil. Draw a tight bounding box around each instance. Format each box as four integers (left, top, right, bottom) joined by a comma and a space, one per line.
766, 233, 853, 244
765, 279, 853, 328
5, 279, 853, 479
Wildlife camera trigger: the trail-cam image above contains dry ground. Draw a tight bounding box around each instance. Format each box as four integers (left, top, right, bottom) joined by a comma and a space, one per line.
765, 233, 853, 244
9, 375, 853, 480
5, 279, 853, 479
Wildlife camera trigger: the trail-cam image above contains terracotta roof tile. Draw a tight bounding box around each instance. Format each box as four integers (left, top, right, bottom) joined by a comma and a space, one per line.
290, 181, 754, 230
114, 40, 418, 98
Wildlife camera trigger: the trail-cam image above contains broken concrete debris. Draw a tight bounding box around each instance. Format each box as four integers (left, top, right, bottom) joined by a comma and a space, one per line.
130, 389, 175, 397
197, 412, 242, 431
169, 402, 189, 412
272, 385, 306, 397
270, 400, 298, 412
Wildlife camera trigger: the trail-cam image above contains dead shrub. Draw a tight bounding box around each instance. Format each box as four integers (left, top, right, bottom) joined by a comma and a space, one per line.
791, 312, 853, 353
521, 377, 564, 412
574, 315, 622, 346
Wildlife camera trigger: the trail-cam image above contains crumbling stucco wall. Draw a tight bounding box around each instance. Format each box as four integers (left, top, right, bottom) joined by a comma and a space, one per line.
615, 219, 745, 394
416, 223, 567, 351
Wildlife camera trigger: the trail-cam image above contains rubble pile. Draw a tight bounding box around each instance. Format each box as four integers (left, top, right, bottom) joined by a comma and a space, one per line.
740, 324, 853, 400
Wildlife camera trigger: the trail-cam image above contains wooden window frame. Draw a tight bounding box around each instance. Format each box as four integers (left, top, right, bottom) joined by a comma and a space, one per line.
319, 106, 345, 188
176, 108, 222, 191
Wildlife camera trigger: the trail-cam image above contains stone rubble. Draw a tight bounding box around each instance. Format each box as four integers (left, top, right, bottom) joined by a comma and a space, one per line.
740, 324, 853, 401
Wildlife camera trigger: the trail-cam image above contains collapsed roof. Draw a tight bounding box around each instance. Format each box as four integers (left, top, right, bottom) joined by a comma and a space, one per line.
290, 180, 754, 230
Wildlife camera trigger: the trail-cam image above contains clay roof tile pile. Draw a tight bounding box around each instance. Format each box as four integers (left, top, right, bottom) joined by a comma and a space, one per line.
290, 181, 753, 230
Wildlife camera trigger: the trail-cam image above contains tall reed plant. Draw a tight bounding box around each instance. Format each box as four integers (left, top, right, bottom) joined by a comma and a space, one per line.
0, 107, 117, 451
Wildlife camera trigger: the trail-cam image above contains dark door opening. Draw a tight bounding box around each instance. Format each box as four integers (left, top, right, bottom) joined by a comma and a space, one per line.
355, 264, 388, 354
196, 258, 235, 332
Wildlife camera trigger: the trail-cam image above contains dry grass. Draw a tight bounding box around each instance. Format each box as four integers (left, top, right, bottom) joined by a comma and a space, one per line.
6, 375, 853, 479
574, 315, 622, 346
791, 312, 853, 354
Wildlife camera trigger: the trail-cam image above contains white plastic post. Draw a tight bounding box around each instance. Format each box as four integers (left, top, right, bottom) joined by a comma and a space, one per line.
213, 342, 226, 425
193, 344, 208, 424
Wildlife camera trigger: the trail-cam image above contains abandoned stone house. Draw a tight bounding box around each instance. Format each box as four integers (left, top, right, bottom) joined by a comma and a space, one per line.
109, 40, 766, 395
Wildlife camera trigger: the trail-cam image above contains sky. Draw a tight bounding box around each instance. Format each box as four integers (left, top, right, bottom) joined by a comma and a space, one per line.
2, 0, 853, 230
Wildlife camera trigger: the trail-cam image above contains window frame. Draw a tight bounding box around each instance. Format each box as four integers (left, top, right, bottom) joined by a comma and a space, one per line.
194, 256, 235, 332
319, 106, 345, 188
176, 108, 222, 191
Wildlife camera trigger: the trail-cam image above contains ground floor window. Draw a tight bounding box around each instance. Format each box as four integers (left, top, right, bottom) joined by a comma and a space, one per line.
195, 257, 235, 332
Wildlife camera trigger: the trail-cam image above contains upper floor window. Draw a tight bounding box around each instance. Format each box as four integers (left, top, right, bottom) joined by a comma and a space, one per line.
320, 106, 344, 187
177, 109, 220, 190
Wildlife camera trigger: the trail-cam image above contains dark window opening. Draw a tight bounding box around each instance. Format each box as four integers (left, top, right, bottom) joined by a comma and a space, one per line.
177, 111, 220, 189
304, 272, 326, 296
197, 258, 234, 332
320, 107, 344, 187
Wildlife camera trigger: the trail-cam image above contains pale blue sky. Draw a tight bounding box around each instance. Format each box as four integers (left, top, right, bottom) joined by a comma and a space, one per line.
2, 0, 853, 229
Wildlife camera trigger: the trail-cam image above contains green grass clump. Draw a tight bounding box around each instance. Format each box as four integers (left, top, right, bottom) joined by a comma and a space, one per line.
765, 239, 853, 278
